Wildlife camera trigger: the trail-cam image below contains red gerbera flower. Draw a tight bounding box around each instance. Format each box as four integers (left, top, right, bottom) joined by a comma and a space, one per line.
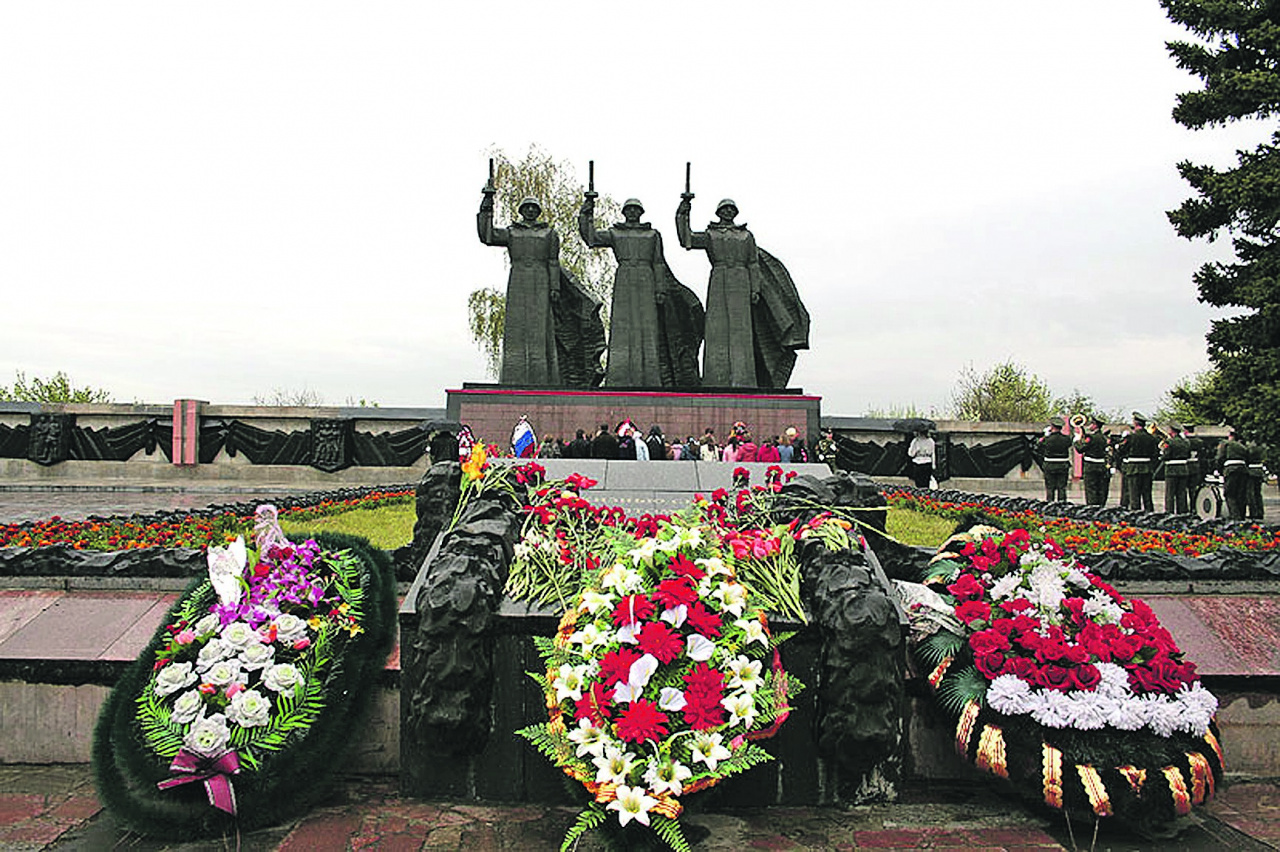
652, 577, 698, 609
667, 553, 705, 581
574, 681, 613, 725
611, 594, 655, 627
682, 693, 726, 730
685, 601, 723, 638
599, 647, 643, 686
637, 621, 684, 664
615, 699, 669, 743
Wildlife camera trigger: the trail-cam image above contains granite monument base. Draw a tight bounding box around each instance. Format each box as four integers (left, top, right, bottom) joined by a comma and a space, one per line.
445, 385, 821, 448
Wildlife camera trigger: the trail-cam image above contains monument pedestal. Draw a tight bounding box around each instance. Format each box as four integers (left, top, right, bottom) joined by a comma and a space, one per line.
445, 385, 821, 445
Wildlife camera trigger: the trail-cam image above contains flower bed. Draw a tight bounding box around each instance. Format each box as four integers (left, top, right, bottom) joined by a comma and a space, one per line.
0, 487, 412, 551
91, 510, 397, 839
900, 524, 1223, 832
885, 487, 1280, 580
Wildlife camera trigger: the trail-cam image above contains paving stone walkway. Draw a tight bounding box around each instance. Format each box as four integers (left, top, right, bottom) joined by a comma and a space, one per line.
0, 764, 1274, 851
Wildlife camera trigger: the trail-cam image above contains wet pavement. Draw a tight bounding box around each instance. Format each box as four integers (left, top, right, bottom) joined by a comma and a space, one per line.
2, 764, 1277, 851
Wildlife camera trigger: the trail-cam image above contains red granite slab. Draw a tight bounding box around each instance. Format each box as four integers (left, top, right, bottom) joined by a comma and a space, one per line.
0, 591, 64, 646
0, 593, 163, 660
1143, 596, 1280, 677
98, 595, 179, 661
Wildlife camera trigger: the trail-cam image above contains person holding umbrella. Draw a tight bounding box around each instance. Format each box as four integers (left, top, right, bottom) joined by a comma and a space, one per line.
907, 426, 936, 489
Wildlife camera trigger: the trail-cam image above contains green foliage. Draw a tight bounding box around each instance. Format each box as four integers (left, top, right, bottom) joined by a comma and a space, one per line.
1156, 369, 1223, 426
0, 369, 112, 403
1162, 1, 1280, 466
950, 361, 1055, 422
1052, 388, 1123, 425
919, 630, 965, 669
862, 403, 944, 418
935, 664, 987, 715
467, 145, 622, 377
560, 803, 608, 852
650, 813, 693, 852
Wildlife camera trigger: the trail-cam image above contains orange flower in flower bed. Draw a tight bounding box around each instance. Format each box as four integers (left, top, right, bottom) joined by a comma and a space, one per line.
885, 490, 1280, 558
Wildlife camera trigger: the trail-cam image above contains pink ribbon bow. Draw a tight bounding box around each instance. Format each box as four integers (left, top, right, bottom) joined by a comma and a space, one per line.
156, 748, 241, 815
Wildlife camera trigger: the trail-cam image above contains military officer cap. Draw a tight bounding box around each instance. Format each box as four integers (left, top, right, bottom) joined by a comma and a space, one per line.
622, 198, 644, 214
1049, 416, 1064, 428
1132, 411, 1147, 426
1090, 415, 1105, 427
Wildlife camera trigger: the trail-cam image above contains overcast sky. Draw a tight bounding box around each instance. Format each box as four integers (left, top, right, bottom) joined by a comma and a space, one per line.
0, 2, 1265, 418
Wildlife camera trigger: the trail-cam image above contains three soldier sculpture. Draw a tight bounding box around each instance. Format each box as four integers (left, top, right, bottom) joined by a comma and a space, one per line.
478, 161, 809, 390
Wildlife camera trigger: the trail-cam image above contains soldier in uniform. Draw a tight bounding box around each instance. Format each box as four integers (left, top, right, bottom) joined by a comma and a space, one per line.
1118, 411, 1159, 512
1038, 417, 1073, 502
814, 428, 839, 473
1074, 415, 1111, 506
1160, 422, 1192, 515
1247, 440, 1267, 520
1216, 427, 1249, 520
1184, 423, 1205, 512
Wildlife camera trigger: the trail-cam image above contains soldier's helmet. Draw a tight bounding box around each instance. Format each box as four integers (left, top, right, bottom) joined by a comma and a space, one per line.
518, 197, 542, 218
716, 199, 738, 217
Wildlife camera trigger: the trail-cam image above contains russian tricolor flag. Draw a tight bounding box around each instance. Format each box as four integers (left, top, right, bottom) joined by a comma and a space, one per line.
512, 416, 537, 459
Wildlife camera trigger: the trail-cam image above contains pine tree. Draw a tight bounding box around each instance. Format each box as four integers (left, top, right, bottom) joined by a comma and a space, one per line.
1163, 1, 1280, 463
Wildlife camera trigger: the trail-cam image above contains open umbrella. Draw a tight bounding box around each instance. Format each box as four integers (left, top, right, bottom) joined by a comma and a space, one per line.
892, 417, 936, 434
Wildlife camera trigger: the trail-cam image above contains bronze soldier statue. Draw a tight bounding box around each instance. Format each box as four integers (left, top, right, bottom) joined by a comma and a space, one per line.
675, 166, 808, 388
579, 172, 703, 388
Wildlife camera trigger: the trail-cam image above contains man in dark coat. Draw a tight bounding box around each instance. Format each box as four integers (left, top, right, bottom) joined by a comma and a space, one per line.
1160, 423, 1192, 514
1074, 415, 1110, 506
1118, 412, 1159, 512
590, 423, 618, 460
1247, 440, 1266, 519
1217, 427, 1249, 520
1038, 417, 1073, 503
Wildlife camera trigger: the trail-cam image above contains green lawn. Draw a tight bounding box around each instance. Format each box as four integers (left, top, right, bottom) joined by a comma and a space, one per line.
281, 504, 416, 550
278, 503, 949, 552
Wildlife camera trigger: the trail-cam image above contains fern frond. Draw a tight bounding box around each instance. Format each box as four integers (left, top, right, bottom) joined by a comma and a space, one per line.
650, 813, 693, 852
560, 803, 607, 852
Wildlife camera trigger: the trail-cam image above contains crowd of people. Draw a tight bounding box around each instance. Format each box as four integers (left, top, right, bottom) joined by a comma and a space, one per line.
531, 420, 812, 464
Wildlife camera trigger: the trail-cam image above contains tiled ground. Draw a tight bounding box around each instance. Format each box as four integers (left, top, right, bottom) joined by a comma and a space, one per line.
0, 765, 1274, 851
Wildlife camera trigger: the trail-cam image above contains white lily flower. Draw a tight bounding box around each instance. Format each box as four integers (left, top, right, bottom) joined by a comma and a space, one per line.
570, 622, 608, 653
580, 589, 615, 615
644, 758, 693, 797
734, 618, 769, 647
601, 563, 642, 594
568, 718, 608, 758
627, 538, 661, 567
714, 581, 748, 617
553, 663, 591, 703
593, 745, 637, 786
725, 656, 764, 694
614, 622, 641, 645
689, 732, 731, 771
721, 692, 758, 728
608, 784, 659, 827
